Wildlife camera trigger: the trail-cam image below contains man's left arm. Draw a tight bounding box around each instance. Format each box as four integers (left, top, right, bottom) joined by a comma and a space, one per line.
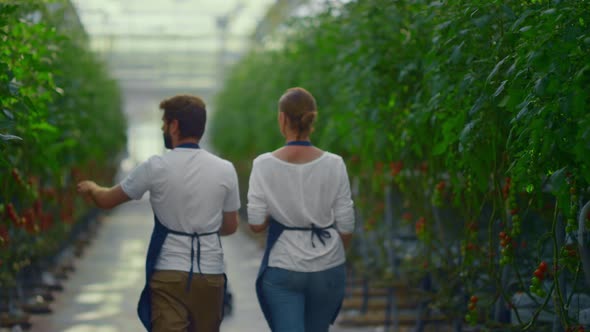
78, 181, 131, 209
220, 211, 239, 235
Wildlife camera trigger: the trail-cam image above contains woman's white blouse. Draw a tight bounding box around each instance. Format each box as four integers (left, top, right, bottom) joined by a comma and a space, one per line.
247, 152, 355, 272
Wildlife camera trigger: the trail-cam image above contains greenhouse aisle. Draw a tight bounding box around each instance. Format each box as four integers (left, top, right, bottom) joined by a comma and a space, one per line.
29, 198, 376, 332
28, 197, 266, 332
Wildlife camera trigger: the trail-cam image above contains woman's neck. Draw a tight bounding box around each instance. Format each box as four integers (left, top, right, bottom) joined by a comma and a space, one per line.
284, 133, 309, 143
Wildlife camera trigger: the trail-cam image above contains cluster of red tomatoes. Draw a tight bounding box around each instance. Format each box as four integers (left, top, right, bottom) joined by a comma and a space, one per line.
529, 261, 548, 298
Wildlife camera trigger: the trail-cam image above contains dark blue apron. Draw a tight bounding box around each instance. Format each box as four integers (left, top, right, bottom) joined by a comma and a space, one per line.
255, 217, 341, 330
136, 142, 226, 331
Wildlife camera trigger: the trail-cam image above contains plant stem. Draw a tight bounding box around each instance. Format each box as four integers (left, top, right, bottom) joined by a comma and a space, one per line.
552, 211, 566, 331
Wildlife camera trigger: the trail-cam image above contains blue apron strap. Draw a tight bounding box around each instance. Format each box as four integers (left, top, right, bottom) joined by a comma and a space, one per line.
188, 235, 196, 291
256, 217, 335, 330
166, 229, 218, 291
309, 224, 333, 248
138, 215, 221, 331
137, 215, 171, 331
256, 217, 285, 329
285, 140, 312, 146
300, 224, 334, 248
176, 142, 200, 149
277, 223, 334, 248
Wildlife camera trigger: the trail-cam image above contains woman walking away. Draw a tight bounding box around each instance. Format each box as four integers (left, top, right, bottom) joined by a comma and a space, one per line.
247, 87, 355, 332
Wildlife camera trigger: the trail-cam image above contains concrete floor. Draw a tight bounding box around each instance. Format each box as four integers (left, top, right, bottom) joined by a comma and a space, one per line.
29, 198, 377, 332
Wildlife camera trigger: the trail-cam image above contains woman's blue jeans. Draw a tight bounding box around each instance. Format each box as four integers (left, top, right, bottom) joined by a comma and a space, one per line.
261, 263, 346, 332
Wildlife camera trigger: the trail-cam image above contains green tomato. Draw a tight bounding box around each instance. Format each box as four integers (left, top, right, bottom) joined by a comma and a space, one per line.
465, 313, 472, 322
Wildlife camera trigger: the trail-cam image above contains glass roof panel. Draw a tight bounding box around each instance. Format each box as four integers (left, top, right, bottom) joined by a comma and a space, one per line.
72, 0, 274, 161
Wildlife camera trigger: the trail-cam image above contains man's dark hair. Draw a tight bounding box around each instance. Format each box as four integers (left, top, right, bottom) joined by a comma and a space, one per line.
159, 95, 207, 139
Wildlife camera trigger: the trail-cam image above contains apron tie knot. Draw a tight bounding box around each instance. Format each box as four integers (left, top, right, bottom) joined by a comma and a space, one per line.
309, 224, 333, 248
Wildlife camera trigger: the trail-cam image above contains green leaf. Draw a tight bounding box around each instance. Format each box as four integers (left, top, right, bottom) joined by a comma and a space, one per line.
519, 26, 532, 33
2, 109, 14, 120
8, 79, 20, 95
526, 184, 535, 193
534, 76, 547, 96
469, 97, 484, 116
436, 20, 452, 31
505, 57, 520, 77
487, 56, 509, 83
0, 133, 21, 141
0, 4, 19, 16
575, 65, 589, 81
548, 167, 566, 195
459, 119, 480, 147
493, 80, 508, 98
29, 122, 58, 134
21, 96, 36, 112
432, 141, 448, 156
450, 41, 464, 64
472, 15, 491, 28
510, 10, 533, 32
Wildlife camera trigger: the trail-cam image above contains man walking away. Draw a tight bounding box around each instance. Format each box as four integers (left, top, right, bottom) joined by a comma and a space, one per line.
77, 95, 240, 332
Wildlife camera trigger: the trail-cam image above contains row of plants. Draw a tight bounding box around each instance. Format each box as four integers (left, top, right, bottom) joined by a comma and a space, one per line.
211, 0, 590, 330
0, 1, 126, 288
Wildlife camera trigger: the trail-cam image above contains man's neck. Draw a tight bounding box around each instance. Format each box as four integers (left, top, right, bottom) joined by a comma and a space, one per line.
174, 137, 199, 148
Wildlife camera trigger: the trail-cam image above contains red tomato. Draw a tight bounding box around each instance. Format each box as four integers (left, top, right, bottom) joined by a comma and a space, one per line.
539, 261, 548, 273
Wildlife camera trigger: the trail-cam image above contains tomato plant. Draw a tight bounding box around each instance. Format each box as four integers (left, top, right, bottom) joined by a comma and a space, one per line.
212, 0, 590, 329
0, 1, 125, 286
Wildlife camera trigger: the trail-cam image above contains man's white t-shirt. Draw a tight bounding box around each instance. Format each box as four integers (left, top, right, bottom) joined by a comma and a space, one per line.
120, 147, 240, 274
247, 152, 355, 272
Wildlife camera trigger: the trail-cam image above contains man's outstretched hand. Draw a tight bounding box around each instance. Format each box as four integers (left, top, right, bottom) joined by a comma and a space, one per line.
76, 181, 130, 209
77, 180, 97, 203
77, 180, 97, 194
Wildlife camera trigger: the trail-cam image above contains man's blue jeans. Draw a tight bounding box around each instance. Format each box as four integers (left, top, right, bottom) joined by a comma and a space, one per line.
261, 264, 346, 332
